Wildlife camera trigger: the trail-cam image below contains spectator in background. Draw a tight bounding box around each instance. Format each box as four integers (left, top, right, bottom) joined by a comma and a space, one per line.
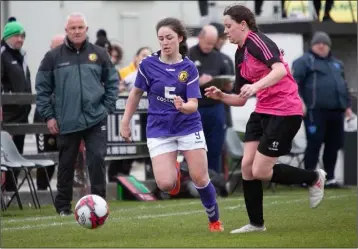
313, 0, 334, 21
188, 25, 230, 174
292, 31, 352, 188
210, 22, 235, 75
198, 0, 210, 25
118, 47, 152, 93
95, 29, 112, 54
34, 33, 65, 191
107, 46, 152, 182
210, 22, 235, 178
255, 0, 287, 18
1, 17, 31, 192
36, 12, 119, 216
121, 47, 152, 92
110, 44, 124, 69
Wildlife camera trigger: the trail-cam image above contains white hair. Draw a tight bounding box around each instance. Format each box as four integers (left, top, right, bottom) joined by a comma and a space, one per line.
66, 12, 88, 27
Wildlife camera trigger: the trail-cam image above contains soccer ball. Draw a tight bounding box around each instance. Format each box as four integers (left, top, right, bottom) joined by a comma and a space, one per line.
74, 194, 109, 229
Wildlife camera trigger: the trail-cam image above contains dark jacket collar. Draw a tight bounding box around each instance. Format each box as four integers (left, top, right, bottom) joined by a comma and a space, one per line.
1, 39, 25, 58
64, 36, 89, 51
309, 49, 332, 60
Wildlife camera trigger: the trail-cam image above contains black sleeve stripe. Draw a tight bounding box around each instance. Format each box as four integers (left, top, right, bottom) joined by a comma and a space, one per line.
247, 33, 274, 61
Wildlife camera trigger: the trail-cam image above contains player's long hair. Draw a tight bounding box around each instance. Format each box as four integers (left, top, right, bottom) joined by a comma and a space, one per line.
223, 4, 259, 32
156, 17, 189, 57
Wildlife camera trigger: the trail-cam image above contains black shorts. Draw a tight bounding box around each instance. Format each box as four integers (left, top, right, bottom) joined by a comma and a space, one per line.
244, 112, 302, 157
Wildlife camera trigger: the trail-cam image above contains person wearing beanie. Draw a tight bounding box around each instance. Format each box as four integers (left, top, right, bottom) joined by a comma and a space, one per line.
292, 31, 352, 188
95, 35, 112, 55
1, 17, 32, 192
96, 29, 107, 40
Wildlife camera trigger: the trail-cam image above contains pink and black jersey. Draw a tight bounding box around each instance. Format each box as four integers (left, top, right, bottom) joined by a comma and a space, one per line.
134, 51, 203, 138
235, 30, 303, 116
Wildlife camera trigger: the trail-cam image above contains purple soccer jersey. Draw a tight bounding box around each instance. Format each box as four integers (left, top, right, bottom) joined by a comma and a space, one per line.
134, 51, 203, 138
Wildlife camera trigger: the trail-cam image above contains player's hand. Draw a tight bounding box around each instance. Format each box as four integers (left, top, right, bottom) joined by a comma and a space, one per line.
174, 96, 184, 111
345, 107, 353, 119
120, 122, 132, 142
204, 86, 224, 100
199, 74, 213, 86
239, 84, 258, 99
47, 118, 59, 135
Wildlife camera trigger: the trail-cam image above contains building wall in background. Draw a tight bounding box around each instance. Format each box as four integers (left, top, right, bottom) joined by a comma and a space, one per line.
6, 0, 282, 92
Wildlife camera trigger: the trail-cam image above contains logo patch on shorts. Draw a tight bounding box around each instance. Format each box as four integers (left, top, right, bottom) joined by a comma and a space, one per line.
178, 71, 189, 82
268, 141, 279, 151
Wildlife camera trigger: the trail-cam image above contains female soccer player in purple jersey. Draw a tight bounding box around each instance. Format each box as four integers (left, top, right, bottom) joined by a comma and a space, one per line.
205, 4, 327, 234
120, 17, 223, 232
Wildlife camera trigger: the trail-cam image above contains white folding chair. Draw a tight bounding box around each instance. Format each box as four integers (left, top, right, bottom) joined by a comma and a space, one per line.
1, 131, 56, 208
1, 157, 24, 210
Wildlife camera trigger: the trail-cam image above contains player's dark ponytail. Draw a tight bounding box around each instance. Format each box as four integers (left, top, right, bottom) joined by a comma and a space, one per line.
179, 41, 188, 57
156, 17, 189, 58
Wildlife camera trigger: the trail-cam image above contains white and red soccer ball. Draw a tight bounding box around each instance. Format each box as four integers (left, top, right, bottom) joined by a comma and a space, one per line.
74, 194, 109, 229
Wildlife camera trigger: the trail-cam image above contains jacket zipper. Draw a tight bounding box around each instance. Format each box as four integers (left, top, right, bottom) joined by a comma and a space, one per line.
77, 50, 89, 127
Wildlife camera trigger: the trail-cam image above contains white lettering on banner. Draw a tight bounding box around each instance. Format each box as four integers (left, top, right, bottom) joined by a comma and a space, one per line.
107, 114, 141, 142
118, 146, 137, 155
137, 99, 149, 110
106, 146, 137, 155
116, 98, 148, 110
116, 99, 126, 110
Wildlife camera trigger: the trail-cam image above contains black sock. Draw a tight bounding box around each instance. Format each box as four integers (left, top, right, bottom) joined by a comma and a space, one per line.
270, 164, 318, 186
242, 179, 264, 227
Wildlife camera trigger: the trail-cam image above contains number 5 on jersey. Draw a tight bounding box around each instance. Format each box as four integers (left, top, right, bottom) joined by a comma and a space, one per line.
165, 86, 176, 99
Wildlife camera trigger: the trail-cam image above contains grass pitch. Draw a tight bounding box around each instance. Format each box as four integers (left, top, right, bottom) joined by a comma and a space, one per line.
1, 188, 356, 248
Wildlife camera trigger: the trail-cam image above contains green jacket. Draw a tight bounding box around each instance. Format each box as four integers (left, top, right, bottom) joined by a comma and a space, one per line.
35, 37, 119, 134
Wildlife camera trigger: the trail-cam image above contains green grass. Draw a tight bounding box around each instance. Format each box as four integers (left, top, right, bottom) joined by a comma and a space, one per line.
1, 188, 356, 248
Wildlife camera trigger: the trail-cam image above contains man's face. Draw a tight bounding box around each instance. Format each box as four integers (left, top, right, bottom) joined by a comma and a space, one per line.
135, 48, 151, 66
311, 43, 330, 58
65, 16, 88, 45
7, 34, 25, 50
198, 34, 217, 54
51, 36, 65, 49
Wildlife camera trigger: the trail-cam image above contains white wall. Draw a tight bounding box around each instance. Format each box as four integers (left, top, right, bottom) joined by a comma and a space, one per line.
7, 1, 204, 91
6, 0, 290, 93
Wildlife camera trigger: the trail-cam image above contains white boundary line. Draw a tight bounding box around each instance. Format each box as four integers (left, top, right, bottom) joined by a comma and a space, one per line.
2, 194, 292, 224
1, 194, 354, 232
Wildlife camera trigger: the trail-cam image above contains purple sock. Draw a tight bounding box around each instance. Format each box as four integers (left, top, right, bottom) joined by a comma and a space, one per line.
195, 181, 219, 223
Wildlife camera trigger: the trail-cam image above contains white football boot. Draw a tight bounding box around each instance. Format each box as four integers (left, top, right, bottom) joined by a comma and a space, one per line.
230, 224, 266, 234
309, 169, 327, 208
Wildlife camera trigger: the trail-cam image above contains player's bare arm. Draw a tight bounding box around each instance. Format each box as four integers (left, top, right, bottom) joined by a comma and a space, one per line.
174, 96, 198, 114
120, 87, 144, 141
205, 86, 246, 106
251, 62, 287, 91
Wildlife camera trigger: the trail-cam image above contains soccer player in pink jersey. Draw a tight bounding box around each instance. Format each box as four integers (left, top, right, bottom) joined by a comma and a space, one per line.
120, 17, 223, 232
205, 4, 327, 234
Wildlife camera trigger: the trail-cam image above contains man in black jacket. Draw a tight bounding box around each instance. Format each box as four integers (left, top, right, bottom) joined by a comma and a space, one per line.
1, 17, 31, 191
188, 25, 230, 174
35, 12, 119, 215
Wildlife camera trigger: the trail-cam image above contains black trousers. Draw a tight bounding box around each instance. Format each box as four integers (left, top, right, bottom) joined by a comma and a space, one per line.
313, 0, 334, 17
303, 109, 344, 181
255, 0, 286, 16
55, 118, 107, 213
